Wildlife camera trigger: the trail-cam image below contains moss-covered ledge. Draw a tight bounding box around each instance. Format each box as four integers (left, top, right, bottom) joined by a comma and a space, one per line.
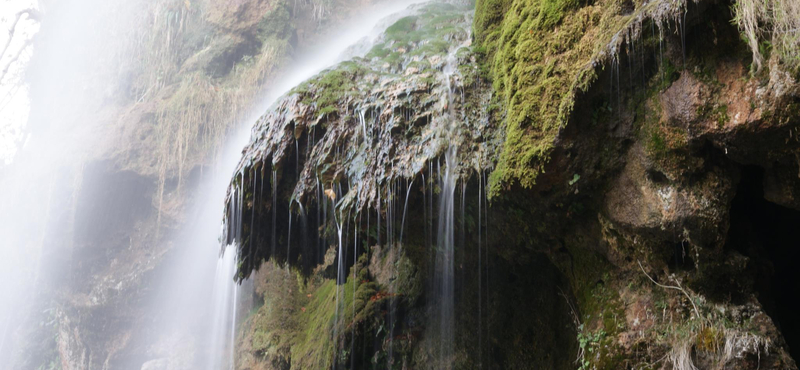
474, 0, 706, 195
222, 2, 501, 278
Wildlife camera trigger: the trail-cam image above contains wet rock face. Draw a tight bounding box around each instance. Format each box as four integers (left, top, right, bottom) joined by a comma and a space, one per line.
553, 3, 799, 369
763, 161, 800, 210
604, 143, 737, 251
224, 2, 499, 275
468, 0, 800, 369
226, 0, 800, 369
227, 4, 579, 369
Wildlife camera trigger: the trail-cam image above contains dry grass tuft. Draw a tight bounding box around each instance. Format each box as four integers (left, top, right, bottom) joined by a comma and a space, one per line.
111, 0, 294, 230
668, 338, 699, 370
639, 261, 773, 370
734, 0, 800, 72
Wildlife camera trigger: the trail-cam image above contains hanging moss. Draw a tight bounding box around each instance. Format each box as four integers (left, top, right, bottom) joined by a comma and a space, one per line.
238, 259, 391, 370
257, 2, 293, 43
474, 0, 695, 196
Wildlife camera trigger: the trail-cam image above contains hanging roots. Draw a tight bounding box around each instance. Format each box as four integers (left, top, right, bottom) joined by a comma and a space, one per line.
734, 0, 800, 72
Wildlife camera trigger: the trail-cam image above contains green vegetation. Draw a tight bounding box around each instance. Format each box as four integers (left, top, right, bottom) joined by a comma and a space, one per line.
639, 267, 772, 370
473, 0, 701, 196
135, 0, 299, 228
475, 0, 613, 195
714, 104, 730, 128
568, 253, 773, 370
365, 4, 469, 65
295, 62, 368, 117
276, 1, 473, 139
656, 59, 681, 91
476, 0, 593, 195
238, 255, 393, 369
572, 268, 626, 370
577, 325, 607, 370
734, 0, 800, 74
257, 2, 293, 43
385, 16, 418, 38
292, 279, 342, 367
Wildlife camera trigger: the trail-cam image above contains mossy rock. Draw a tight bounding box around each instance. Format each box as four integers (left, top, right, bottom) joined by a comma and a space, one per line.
474, 0, 693, 196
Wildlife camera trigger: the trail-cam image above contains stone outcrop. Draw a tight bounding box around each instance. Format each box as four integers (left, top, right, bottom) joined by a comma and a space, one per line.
226, 0, 800, 369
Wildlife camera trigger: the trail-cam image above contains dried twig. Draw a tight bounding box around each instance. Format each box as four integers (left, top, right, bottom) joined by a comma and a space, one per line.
558, 286, 583, 364
637, 260, 701, 321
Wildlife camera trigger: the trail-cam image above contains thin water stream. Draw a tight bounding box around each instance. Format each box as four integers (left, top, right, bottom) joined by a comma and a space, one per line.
432, 37, 469, 368
0, 1, 433, 368
203, 3, 432, 369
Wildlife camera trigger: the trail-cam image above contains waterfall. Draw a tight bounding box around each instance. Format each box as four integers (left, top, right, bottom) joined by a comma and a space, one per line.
432, 39, 464, 367
477, 171, 483, 368
207, 249, 239, 370
1, 2, 479, 369
123, 2, 434, 368
224, 4, 432, 369
435, 146, 457, 366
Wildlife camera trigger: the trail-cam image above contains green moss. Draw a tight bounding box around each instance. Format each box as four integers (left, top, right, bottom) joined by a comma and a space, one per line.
385, 16, 418, 38
474, 0, 511, 45
695, 326, 723, 352
574, 272, 627, 370
714, 104, 730, 128
628, 69, 692, 164
240, 257, 393, 369
294, 63, 368, 117
648, 130, 667, 155
291, 263, 396, 369
257, 3, 293, 43
568, 245, 612, 315
475, 0, 689, 196
458, 62, 480, 88
409, 39, 452, 57
475, 0, 603, 195
378, 3, 469, 57
657, 59, 681, 91
288, 2, 471, 124
696, 98, 730, 130
366, 44, 391, 59
291, 279, 340, 368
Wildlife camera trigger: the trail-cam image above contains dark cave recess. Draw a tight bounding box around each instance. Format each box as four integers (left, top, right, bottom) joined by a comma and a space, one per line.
726, 165, 800, 360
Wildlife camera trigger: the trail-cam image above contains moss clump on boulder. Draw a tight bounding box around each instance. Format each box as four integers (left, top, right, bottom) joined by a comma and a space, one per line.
474, 0, 695, 196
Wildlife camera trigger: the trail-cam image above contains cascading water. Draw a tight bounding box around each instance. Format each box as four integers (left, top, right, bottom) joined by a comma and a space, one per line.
211, 2, 431, 369
216, 4, 487, 368
5, 0, 796, 369
432, 36, 466, 367
435, 146, 458, 365
0, 0, 434, 368
206, 249, 239, 370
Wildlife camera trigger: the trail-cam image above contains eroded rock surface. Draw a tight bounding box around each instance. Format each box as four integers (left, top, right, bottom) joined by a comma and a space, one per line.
226, 0, 800, 369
